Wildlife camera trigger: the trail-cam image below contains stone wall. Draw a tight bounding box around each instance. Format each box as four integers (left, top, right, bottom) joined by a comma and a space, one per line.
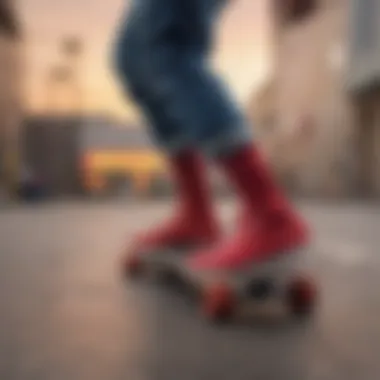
257, 0, 361, 197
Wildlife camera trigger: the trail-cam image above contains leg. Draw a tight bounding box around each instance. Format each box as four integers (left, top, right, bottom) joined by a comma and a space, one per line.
113, 2, 220, 256
136, 0, 247, 156
188, 145, 310, 270
155, 2, 309, 270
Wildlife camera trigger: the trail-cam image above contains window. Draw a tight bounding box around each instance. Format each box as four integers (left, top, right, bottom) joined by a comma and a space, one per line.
0, 1, 20, 38
290, 0, 317, 22
274, 0, 318, 25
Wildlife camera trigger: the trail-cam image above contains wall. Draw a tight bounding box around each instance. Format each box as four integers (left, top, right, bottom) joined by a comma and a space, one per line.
22, 118, 83, 196
346, 0, 380, 197
351, 90, 380, 198
346, 0, 380, 92
265, 0, 357, 196
0, 30, 23, 196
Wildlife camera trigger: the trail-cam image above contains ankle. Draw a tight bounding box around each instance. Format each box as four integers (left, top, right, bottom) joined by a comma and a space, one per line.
175, 207, 218, 230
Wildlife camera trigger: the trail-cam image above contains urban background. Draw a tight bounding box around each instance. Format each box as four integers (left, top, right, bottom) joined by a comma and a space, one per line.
1, 1, 380, 379
1, 0, 380, 202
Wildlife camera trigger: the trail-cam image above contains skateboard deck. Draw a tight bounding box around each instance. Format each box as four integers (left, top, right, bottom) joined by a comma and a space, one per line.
125, 248, 317, 323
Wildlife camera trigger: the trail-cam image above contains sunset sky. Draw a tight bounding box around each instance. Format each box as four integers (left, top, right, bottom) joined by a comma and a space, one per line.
19, 0, 272, 120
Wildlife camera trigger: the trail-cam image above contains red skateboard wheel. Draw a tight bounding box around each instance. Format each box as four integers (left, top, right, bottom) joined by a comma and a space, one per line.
201, 282, 236, 323
286, 275, 317, 317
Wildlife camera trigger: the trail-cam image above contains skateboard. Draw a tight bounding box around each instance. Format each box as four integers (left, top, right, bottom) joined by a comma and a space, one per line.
124, 248, 317, 323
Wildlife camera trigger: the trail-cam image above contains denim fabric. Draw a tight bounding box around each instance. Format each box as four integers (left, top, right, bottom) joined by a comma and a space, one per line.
113, 0, 251, 157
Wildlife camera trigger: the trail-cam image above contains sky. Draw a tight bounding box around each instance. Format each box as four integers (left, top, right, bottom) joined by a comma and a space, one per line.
19, 0, 272, 120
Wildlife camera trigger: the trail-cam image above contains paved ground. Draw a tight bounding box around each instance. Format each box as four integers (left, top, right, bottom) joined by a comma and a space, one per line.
0, 200, 379, 380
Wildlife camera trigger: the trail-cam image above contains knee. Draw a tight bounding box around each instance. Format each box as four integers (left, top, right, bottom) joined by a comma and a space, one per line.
113, 34, 136, 85
113, 39, 150, 105
113, 27, 188, 101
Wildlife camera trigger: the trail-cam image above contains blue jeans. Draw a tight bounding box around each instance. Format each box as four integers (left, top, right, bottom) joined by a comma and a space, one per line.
113, 0, 251, 157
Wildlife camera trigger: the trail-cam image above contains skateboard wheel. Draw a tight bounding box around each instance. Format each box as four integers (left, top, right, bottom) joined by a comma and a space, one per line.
158, 269, 181, 287
202, 282, 236, 323
248, 278, 276, 300
286, 275, 317, 317
124, 254, 144, 277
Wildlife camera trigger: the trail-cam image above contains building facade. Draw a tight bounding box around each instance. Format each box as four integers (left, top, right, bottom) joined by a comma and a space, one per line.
346, 0, 380, 197
0, 0, 23, 198
22, 115, 167, 197
249, 0, 380, 197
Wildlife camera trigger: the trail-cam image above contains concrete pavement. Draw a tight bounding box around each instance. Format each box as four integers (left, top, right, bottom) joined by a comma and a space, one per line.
0, 200, 379, 380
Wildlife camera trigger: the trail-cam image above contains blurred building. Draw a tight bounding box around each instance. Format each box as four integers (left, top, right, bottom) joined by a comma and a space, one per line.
250, 0, 380, 197
22, 115, 167, 197
346, 0, 380, 198
0, 0, 23, 198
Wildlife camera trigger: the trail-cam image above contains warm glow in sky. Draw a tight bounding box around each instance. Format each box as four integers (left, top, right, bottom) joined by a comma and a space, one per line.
20, 0, 271, 120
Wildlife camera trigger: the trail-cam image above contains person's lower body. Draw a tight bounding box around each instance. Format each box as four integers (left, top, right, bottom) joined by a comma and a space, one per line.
114, 0, 309, 271
113, 1, 222, 256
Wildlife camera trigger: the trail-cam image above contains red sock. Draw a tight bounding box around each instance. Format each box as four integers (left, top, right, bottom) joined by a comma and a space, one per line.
219, 145, 288, 220
170, 150, 215, 221
186, 145, 308, 270
131, 150, 219, 251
